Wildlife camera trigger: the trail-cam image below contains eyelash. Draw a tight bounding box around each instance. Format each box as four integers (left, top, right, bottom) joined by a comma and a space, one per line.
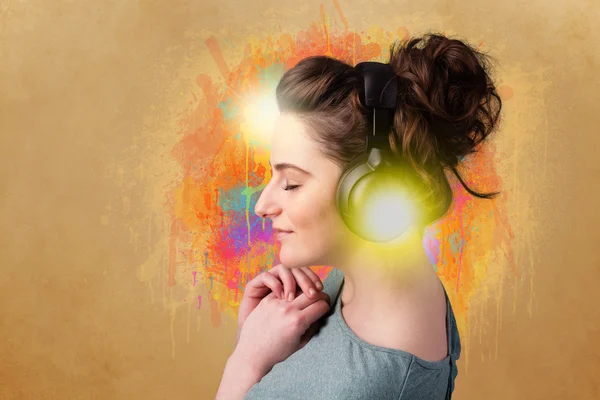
281, 184, 300, 191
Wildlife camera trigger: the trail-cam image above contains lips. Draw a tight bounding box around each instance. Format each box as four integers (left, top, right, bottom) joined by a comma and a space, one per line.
274, 228, 293, 240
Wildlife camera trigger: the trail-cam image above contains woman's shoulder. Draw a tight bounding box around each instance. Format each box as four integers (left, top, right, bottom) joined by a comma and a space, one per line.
347, 280, 450, 363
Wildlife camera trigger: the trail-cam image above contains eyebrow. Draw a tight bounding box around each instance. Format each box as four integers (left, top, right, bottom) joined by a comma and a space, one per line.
268, 161, 312, 176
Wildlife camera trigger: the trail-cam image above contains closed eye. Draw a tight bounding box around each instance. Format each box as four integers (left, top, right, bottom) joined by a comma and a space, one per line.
282, 184, 300, 191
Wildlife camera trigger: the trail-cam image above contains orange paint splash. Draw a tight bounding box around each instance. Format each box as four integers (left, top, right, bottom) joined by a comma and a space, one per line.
159, 6, 516, 362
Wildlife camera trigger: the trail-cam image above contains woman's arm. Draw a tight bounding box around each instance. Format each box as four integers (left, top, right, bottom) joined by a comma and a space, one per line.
215, 350, 268, 400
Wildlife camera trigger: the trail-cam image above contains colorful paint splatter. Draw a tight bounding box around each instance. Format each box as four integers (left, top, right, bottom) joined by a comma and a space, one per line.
162, 6, 516, 363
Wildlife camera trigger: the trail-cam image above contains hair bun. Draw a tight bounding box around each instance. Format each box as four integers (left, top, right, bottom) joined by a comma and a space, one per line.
388, 33, 502, 167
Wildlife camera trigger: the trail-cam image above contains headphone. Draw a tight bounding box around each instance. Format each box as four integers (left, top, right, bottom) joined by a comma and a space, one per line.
335, 61, 417, 243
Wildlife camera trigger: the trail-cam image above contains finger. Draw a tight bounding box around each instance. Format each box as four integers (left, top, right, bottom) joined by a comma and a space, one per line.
246, 271, 284, 299
293, 294, 332, 330
299, 266, 324, 291
290, 268, 320, 299
262, 272, 285, 299
268, 264, 296, 302
272, 264, 323, 297
265, 291, 280, 300
290, 290, 331, 312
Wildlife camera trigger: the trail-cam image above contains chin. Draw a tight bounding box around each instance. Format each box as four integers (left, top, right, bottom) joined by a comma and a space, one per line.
279, 243, 325, 269
279, 250, 310, 269
279, 244, 327, 268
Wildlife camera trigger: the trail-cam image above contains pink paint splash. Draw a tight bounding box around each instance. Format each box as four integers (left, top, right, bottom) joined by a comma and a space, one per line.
164, 5, 515, 340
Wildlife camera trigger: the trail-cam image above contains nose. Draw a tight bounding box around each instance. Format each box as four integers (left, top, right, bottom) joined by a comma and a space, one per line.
254, 185, 281, 219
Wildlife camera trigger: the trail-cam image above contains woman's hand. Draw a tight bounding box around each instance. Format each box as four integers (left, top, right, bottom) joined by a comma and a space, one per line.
237, 264, 324, 342
234, 290, 331, 376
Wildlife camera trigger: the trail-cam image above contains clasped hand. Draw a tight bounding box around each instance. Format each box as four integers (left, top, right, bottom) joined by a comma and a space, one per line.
234, 265, 331, 375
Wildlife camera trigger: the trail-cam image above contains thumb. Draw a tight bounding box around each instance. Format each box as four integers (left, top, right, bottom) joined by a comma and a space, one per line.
298, 320, 321, 349
298, 332, 310, 350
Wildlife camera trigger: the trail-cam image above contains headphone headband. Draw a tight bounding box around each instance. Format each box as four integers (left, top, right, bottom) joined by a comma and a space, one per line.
355, 62, 398, 109
355, 62, 399, 152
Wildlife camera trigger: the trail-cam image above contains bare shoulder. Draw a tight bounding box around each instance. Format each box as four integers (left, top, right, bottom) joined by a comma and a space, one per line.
345, 289, 449, 362
387, 307, 449, 362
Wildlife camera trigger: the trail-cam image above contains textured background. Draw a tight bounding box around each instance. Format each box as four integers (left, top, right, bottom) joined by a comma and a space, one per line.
1, 0, 598, 399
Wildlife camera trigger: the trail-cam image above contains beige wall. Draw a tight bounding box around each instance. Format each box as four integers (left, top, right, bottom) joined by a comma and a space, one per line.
1, 1, 598, 399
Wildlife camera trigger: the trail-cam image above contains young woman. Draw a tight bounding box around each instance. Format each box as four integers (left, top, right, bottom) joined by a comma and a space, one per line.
217, 32, 502, 399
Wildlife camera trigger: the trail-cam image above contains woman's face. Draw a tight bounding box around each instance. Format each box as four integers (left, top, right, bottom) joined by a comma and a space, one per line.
254, 113, 349, 268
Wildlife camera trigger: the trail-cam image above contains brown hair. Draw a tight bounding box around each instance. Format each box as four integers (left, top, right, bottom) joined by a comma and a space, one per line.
275, 32, 502, 227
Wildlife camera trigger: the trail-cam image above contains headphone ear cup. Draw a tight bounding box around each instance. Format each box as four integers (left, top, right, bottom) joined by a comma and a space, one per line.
336, 153, 375, 238
337, 152, 416, 242
336, 154, 367, 215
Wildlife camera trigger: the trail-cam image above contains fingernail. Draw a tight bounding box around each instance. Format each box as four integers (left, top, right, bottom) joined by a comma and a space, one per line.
288, 292, 294, 302
309, 288, 316, 297
315, 282, 323, 290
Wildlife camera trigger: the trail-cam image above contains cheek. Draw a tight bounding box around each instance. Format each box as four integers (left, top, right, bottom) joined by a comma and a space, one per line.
281, 193, 340, 261
288, 192, 336, 232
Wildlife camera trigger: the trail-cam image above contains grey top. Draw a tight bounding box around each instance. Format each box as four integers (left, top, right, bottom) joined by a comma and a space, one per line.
244, 267, 461, 399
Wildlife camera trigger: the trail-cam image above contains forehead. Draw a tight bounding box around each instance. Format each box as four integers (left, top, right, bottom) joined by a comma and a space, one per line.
270, 113, 321, 163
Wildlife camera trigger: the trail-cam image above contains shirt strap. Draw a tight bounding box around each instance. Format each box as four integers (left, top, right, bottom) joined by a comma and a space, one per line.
443, 286, 462, 399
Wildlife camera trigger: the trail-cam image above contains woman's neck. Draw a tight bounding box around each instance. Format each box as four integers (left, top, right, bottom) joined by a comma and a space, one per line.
334, 226, 441, 319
